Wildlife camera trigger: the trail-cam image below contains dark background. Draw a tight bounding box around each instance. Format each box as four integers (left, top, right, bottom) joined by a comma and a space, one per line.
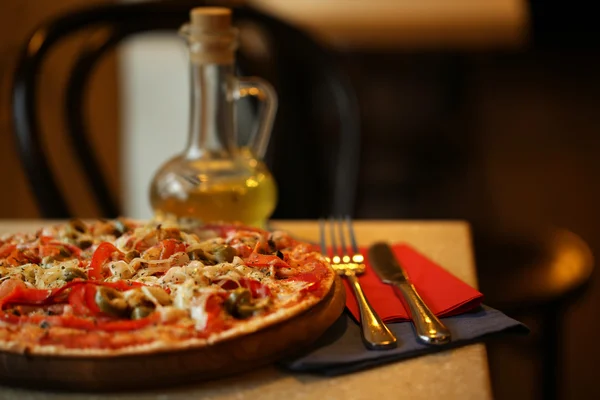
1, 1, 599, 399
344, 2, 600, 398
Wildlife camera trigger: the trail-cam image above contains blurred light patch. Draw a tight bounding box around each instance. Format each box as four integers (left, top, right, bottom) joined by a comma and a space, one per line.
249, 0, 528, 50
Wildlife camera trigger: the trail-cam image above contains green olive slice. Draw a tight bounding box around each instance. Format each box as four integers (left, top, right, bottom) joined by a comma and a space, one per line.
131, 306, 154, 320
225, 288, 261, 319
142, 286, 172, 306
124, 289, 147, 308
68, 219, 88, 234
187, 248, 205, 260
58, 247, 72, 258
124, 250, 140, 262
214, 245, 236, 263
235, 304, 258, 319
62, 267, 87, 282
187, 248, 215, 264
113, 219, 129, 237
76, 238, 93, 249
95, 287, 128, 317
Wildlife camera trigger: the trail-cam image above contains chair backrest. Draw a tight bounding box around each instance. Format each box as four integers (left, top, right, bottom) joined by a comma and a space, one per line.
11, 0, 360, 220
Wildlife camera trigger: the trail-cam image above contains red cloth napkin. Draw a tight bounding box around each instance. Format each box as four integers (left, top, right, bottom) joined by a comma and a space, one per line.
343, 244, 483, 323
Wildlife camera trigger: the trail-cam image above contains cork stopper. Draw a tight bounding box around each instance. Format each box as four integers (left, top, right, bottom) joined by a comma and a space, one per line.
186, 7, 236, 64
190, 7, 232, 34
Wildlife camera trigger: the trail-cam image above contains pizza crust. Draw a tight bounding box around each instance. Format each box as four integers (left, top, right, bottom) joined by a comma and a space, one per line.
0, 220, 345, 390
0, 276, 345, 391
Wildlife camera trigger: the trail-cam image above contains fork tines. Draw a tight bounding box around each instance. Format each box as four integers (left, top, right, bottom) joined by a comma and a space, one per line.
319, 216, 364, 269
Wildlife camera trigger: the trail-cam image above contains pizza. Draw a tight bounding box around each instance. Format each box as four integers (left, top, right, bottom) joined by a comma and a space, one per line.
0, 218, 337, 357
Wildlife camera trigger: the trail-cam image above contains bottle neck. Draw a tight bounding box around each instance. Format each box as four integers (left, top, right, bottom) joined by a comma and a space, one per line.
185, 61, 236, 159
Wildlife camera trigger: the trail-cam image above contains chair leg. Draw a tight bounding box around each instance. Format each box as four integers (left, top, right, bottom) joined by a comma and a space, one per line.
540, 304, 562, 400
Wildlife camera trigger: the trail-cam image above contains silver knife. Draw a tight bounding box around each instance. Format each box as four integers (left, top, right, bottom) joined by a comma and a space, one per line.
368, 242, 451, 345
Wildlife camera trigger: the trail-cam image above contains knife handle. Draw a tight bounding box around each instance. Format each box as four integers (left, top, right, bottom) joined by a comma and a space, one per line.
347, 273, 397, 350
393, 282, 451, 345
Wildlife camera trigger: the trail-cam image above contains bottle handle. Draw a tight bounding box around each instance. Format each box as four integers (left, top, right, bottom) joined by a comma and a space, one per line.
235, 77, 278, 159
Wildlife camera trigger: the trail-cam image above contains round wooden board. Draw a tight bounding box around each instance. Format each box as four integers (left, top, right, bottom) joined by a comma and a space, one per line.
0, 276, 345, 392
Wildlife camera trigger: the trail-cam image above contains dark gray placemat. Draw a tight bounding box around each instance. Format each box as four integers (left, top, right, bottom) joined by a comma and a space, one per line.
280, 305, 528, 375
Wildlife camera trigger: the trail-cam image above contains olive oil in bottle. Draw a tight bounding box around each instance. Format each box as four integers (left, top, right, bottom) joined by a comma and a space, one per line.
150, 155, 277, 227
149, 7, 278, 227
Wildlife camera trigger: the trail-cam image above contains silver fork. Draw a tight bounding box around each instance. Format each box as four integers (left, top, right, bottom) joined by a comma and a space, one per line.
320, 217, 397, 350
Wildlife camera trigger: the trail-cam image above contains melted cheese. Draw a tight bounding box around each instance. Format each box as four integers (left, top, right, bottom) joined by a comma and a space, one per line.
189, 292, 211, 331
0, 219, 330, 334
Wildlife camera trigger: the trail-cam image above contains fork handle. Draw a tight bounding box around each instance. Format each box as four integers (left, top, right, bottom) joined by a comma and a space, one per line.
347, 273, 397, 350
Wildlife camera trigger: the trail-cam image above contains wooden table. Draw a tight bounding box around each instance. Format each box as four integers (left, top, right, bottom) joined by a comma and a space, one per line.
0, 220, 492, 400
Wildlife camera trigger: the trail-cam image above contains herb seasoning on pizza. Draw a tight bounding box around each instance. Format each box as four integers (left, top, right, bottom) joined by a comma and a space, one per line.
0, 219, 336, 355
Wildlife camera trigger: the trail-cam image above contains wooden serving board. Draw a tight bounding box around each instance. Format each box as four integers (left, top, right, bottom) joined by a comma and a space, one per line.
0, 277, 345, 392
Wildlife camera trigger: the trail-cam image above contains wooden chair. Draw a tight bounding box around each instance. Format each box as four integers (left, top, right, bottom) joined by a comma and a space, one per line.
476, 228, 593, 400
11, 0, 360, 219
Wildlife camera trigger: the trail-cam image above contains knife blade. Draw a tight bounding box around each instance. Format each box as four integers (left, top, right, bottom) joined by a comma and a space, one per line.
368, 242, 451, 345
